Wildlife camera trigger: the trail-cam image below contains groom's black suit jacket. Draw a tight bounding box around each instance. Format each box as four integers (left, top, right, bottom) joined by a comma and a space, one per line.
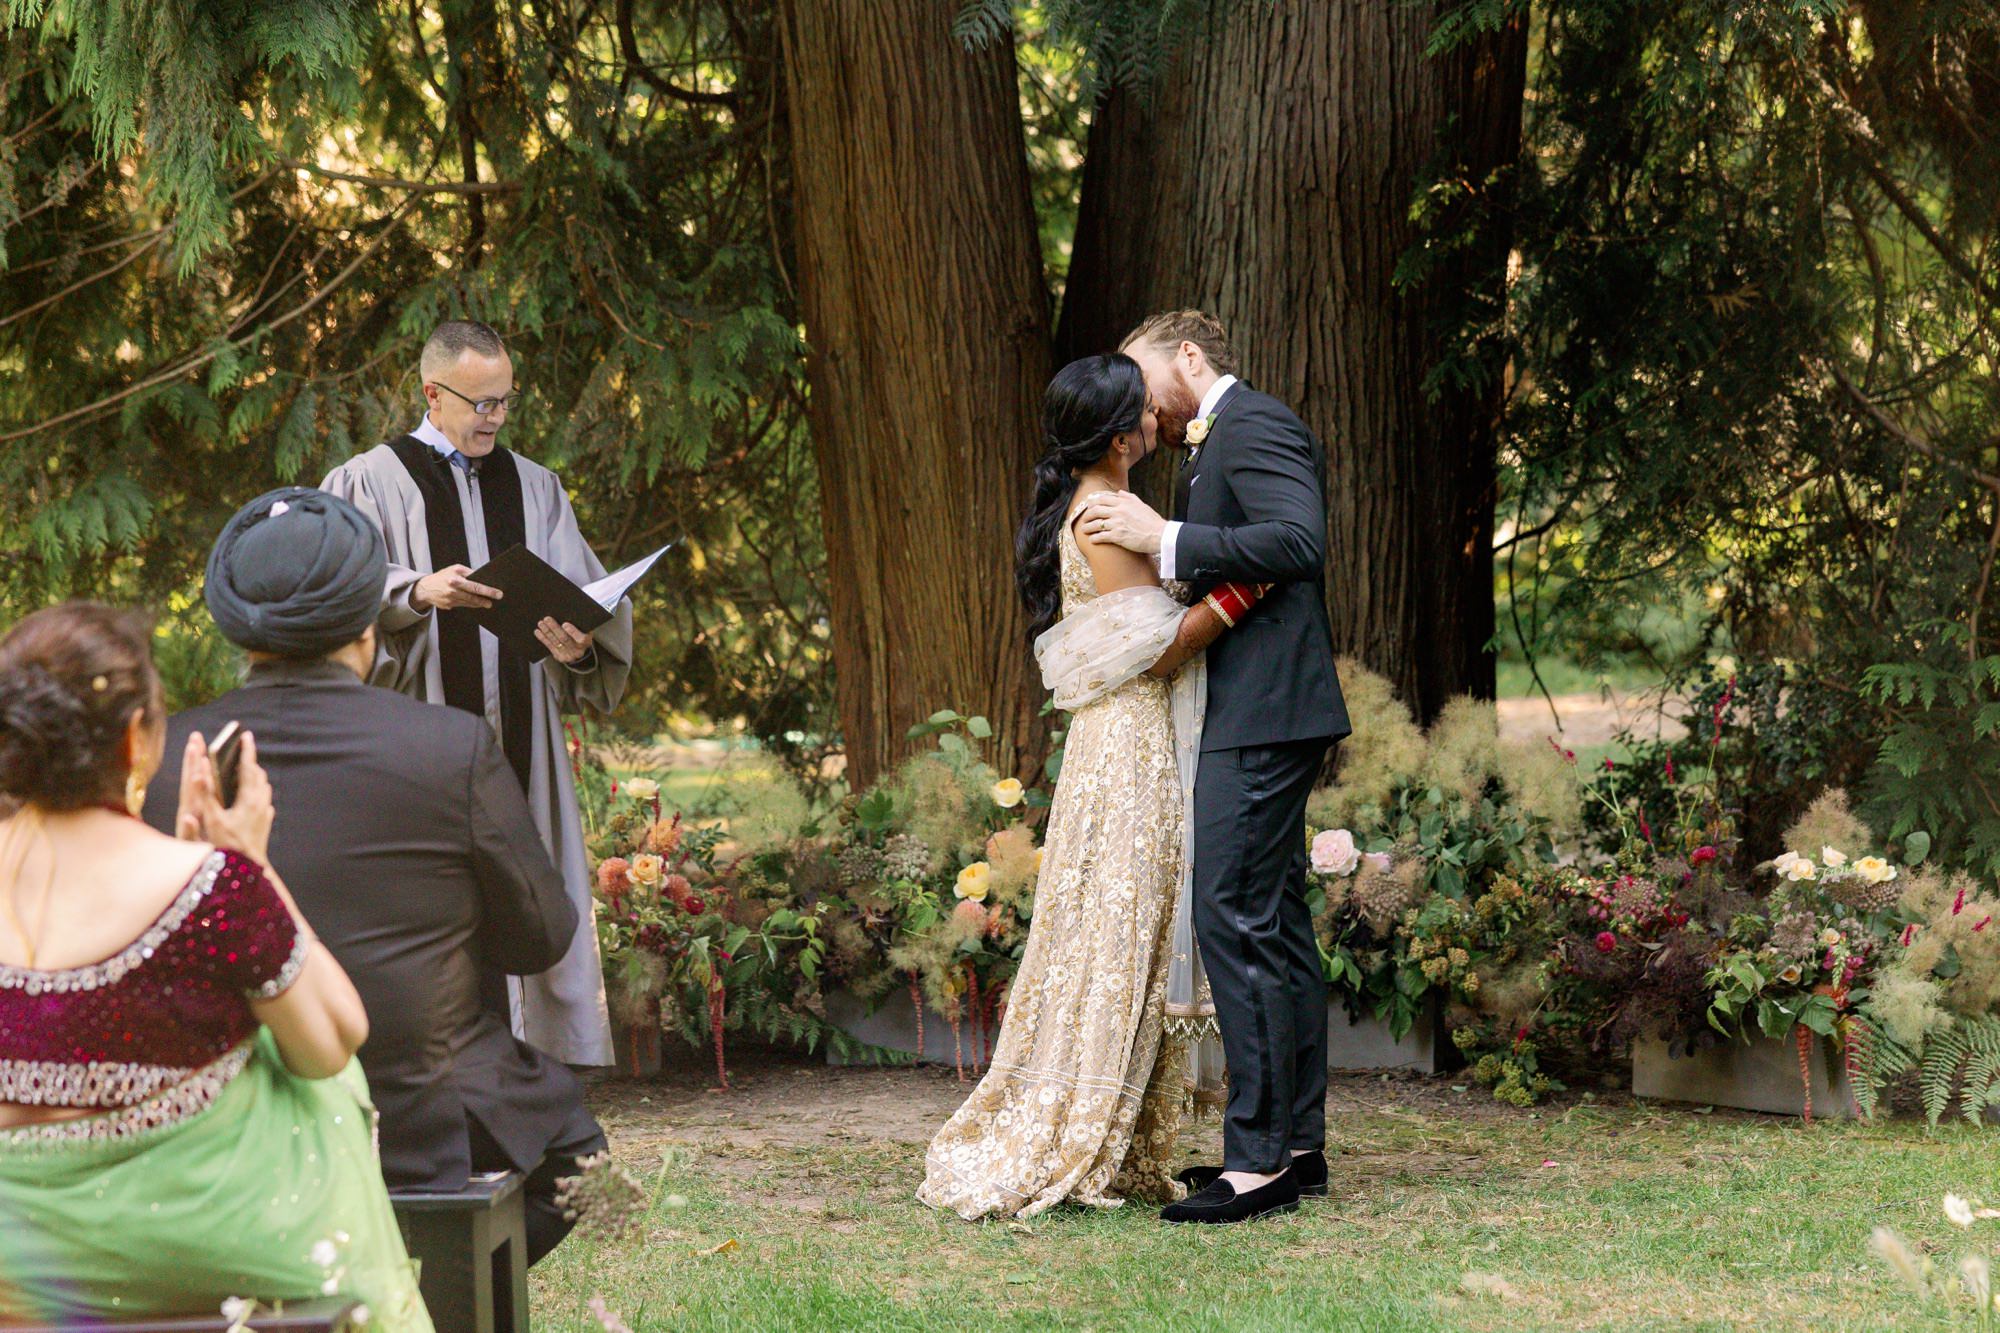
142, 659, 594, 1191
1172, 381, 1349, 753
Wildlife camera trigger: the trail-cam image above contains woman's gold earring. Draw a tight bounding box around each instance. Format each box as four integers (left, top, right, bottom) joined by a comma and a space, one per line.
124, 770, 146, 817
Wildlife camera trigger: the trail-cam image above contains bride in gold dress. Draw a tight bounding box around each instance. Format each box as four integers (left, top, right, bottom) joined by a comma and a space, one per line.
917, 354, 1262, 1221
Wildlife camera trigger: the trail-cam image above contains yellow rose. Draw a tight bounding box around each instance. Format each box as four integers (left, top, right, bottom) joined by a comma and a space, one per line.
1783, 857, 1817, 882
1185, 416, 1212, 447
991, 778, 1025, 809
630, 853, 664, 886
624, 778, 660, 802
954, 862, 992, 902
1856, 856, 1897, 885
1821, 846, 1848, 868
1820, 927, 1843, 947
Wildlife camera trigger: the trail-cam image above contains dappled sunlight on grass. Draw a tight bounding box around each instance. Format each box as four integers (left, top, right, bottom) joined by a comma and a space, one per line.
530, 1056, 1991, 1332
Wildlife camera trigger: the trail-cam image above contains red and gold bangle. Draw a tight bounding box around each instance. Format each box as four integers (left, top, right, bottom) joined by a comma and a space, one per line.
1202, 581, 1270, 627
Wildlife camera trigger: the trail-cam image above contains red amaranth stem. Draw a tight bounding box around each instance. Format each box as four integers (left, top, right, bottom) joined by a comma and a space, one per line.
1796, 1025, 1813, 1123
709, 974, 729, 1090
948, 1001, 965, 1082
966, 965, 984, 1073
909, 974, 925, 1062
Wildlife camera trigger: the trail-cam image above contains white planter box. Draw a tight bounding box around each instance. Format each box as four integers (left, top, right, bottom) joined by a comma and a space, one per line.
1325, 1001, 1453, 1074
824, 987, 986, 1068
1632, 1035, 1857, 1118
825, 988, 1456, 1074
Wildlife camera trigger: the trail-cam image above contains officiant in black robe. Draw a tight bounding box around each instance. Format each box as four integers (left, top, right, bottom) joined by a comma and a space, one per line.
321, 319, 633, 1067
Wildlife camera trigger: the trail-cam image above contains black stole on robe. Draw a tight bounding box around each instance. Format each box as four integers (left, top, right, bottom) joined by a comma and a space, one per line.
386, 435, 535, 793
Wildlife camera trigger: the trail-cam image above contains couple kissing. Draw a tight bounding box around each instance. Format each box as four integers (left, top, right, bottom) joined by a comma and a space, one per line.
918, 310, 1351, 1225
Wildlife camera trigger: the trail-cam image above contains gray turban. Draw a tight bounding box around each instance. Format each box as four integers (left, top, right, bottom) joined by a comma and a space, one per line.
205, 487, 387, 657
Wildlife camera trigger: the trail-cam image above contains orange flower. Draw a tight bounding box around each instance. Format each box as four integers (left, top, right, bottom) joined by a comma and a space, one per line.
645, 817, 683, 858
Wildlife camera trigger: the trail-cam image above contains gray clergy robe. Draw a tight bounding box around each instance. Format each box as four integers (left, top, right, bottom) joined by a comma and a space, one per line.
322, 440, 631, 1066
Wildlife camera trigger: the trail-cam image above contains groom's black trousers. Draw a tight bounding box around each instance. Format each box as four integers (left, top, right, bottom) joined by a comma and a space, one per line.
1193, 737, 1332, 1173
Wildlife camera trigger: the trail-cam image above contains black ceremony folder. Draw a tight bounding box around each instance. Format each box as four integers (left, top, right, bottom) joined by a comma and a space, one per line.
459, 543, 669, 663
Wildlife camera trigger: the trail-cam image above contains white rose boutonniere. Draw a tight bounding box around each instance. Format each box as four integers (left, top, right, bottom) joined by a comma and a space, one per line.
1184, 415, 1212, 448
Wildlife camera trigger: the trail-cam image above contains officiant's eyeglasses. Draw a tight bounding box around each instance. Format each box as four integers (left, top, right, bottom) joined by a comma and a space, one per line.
430, 381, 521, 416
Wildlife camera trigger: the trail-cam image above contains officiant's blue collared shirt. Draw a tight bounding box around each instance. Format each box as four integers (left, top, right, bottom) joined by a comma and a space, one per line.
412, 414, 477, 471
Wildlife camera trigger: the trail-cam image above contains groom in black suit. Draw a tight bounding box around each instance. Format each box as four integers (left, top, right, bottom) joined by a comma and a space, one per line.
1080, 311, 1349, 1223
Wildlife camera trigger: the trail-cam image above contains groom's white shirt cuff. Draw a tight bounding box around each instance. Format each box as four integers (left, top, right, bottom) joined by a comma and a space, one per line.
1159, 522, 1183, 580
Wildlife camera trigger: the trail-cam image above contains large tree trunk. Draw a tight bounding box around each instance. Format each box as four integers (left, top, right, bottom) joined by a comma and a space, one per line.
1062, 2, 1526, 721
776, 1, 1051, 787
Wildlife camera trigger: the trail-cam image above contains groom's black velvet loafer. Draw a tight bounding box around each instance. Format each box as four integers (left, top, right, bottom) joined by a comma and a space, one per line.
1176, 1148, 1328, 1198
1160, 1171, 1301, 1224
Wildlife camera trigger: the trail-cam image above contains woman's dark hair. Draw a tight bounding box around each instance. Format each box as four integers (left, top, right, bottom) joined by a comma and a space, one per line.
1015, 353, 1149, 639
0, 603, 161, 811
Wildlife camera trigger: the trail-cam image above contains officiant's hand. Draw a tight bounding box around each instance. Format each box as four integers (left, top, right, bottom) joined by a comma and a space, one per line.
412, 564, 503, 611
1079, 491, 1166, 555
537, 617, 594, 665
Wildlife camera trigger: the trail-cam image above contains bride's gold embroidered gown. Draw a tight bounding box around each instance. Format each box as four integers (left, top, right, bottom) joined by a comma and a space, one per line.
917, 522, 1186, 1220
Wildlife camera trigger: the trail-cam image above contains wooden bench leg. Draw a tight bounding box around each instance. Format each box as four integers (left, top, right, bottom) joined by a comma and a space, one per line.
401, 1211, 485, 1333
489, 1198, 529, 1333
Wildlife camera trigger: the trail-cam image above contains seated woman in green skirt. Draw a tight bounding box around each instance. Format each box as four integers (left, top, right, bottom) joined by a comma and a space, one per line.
0, 602, 431, 1330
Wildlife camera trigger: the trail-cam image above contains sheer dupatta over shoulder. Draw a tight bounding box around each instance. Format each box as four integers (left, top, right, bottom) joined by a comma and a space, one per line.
1033, 583, 1225, 1112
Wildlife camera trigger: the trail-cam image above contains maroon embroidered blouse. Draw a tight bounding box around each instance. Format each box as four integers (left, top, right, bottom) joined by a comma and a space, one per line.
0, 849, 307, 1127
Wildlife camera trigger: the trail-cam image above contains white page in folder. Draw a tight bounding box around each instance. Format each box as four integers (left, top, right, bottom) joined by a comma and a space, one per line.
583, 543, 673, 611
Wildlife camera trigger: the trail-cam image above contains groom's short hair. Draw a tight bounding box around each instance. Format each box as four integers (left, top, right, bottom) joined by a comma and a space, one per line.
1122, 310, 1240, 376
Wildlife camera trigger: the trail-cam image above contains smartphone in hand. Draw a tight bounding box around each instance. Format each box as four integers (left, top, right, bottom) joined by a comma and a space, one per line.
207, 721, 245, 809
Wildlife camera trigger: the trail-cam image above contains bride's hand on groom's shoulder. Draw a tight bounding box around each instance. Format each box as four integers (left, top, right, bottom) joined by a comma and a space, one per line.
1078, 491, 1165, 555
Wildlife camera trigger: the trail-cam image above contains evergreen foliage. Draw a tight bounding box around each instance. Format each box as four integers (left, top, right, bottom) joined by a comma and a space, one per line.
0, 2, 831, 771
1429, 0, 2000, 878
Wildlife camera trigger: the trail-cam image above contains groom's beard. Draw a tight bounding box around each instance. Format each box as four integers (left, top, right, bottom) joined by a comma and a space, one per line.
1155, 375, 1202, 450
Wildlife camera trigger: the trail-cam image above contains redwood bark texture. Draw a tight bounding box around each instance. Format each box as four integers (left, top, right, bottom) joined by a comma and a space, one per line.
777, 1, 1051, 786
1062, 2, 1527, 722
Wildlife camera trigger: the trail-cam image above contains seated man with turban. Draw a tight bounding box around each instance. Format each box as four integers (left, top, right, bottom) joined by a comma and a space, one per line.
143, 487, 608, 1265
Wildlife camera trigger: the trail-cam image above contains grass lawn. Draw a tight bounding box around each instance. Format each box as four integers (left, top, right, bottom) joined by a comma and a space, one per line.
528, 1048, 1996, 1332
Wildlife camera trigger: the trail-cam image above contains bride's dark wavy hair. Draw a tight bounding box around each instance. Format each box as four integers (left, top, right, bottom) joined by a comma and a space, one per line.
1015, 353, 1148, 639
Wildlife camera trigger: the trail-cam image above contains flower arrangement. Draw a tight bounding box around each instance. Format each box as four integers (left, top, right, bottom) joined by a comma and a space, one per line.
1304, 669, 1570, 1064
803, 711, 1042, 1079
573, 661, 1983, 1127
584, 709, 1044, 1084
589, 786, 832, 1089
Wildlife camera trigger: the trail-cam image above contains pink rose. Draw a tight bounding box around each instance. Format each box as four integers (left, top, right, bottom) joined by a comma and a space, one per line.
1310, 829, 1360, 877
1690, 846, 1718, 865
1362, 851, 1393, 874
1595, 931, 1618, 954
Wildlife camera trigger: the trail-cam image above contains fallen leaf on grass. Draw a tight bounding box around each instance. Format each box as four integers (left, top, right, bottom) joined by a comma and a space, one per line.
695, 1239, 739, 1257
1460, 1272, 1521, 1301
1006, 1222, 1034, 1235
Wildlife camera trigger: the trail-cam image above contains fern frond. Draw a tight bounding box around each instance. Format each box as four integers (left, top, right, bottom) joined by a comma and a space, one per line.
1917, 1015, 2000, 1127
